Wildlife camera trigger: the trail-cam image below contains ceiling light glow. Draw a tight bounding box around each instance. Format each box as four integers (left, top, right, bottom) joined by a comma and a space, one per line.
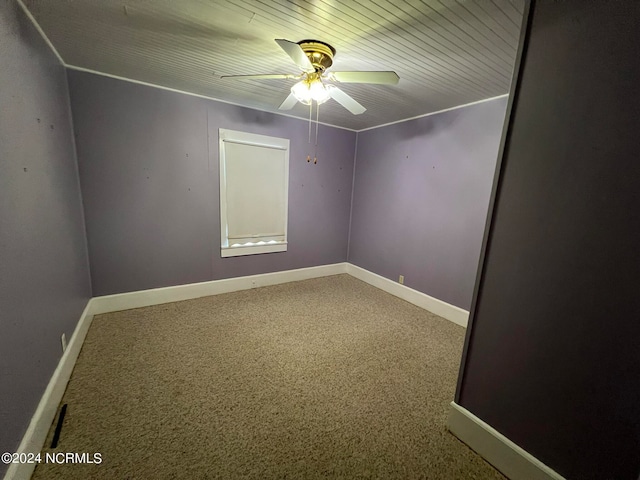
291, 78, 330, 105
309, 80, 330, 104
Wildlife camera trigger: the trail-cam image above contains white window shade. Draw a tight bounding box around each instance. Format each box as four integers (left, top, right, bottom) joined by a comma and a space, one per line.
224, 142, 286, 242
219, 130, 289, 257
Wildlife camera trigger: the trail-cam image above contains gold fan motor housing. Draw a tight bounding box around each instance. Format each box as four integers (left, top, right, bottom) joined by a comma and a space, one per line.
297, 40, 336, 72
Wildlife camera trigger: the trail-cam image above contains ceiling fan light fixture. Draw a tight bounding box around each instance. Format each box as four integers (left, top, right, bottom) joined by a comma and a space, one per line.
225, 38, 399, 116
291, 78, 330, 105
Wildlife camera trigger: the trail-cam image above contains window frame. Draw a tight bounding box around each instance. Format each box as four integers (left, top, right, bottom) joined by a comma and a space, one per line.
218, 128, 290, 258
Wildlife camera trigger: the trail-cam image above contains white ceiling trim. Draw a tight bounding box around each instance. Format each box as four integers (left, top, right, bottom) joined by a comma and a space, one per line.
66, 64, 509, 133
357, 93, 509, 133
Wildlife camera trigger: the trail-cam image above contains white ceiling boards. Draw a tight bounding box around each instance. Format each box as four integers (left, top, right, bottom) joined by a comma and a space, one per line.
23, 0, 524, 130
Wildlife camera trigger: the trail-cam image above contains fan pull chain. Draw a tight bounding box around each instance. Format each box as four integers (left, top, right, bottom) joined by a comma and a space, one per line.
314, 102, 319, 164
306, 101, 312, 163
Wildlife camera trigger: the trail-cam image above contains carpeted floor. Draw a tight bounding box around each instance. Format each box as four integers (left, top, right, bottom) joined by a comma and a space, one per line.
33, 274, 504, 479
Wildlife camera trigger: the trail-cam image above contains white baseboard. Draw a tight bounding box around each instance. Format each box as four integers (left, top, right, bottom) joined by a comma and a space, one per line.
92, 262, 468, 327
448, 402, 566, 480
90, 263, 349, 315
345, 264, 469, 327
3, 301, 95, 480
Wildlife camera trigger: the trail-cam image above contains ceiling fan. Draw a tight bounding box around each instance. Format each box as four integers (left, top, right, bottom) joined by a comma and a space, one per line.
221, 39, 399, 115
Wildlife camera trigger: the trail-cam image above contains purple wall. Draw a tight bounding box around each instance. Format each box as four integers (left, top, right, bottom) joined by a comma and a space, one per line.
457, 1, 640, 478
0, 1, 91, 471
348, 98, 508, 310
67, 71, 356, 296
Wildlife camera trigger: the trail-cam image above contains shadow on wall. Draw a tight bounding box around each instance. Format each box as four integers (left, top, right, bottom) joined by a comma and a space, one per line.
394, 109, 461, 140
16, 1, 42, 51
235, 108, 281, 126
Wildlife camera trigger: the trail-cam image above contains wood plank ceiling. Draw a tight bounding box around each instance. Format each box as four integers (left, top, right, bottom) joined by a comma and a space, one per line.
23, 0, 524, 130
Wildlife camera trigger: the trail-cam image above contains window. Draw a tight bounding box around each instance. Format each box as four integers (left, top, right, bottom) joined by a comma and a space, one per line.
219, 129, 289, 258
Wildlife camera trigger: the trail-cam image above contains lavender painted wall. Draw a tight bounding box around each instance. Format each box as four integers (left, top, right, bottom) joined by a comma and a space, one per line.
67, 71, 356, 296
457, 1, 640, 478
348, 98, 508, 310
0, 0, 91, 471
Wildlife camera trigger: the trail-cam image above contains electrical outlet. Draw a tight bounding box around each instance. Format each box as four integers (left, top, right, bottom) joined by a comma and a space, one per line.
399, 275, 404, 285
61, 333, 67, 353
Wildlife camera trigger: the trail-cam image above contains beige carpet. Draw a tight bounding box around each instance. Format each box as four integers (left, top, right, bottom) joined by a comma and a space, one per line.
33, 274, 503, 479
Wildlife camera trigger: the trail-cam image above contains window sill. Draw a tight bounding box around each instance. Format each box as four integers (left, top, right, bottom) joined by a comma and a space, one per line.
221, 242, 287, 258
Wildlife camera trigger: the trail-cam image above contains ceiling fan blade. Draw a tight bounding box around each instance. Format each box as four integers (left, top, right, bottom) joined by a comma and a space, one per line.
275, 39, 315, 73
220, 74, 298, 80
278, 93, 299, 110
329, 71, 400, 85
327, 86, 366, 115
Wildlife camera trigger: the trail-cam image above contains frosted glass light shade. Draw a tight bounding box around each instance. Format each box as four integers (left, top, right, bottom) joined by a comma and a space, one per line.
291, 81, 312, 105
291, 79, 330, 105
309, 80, 330, 104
